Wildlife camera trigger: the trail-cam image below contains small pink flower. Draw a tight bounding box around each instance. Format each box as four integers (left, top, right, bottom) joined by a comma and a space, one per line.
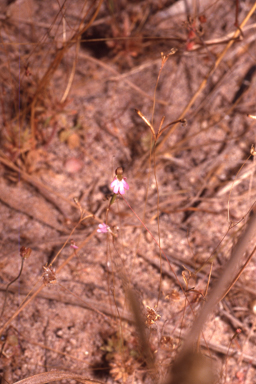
111, 177, 129, 195
97, 223, 110, 233
70, 240, 78, 249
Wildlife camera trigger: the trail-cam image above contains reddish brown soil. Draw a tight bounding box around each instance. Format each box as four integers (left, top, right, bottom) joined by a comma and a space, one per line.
1, 1, 256, 383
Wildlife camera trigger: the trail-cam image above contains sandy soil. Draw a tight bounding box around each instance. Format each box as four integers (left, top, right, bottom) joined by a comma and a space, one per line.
1, 1, 256, 383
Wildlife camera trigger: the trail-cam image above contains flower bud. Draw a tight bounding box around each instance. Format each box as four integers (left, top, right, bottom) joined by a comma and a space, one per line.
20, 246, 32, 259
115, 167, 124, 181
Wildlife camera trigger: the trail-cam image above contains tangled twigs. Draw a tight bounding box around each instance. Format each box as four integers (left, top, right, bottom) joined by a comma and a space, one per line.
156, 2, 256, 152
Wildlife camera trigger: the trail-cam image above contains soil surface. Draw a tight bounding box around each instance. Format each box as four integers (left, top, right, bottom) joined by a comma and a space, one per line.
1, 1, 256, 383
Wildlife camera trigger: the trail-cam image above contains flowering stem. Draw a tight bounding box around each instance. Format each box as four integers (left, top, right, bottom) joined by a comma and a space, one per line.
121, 195, 184, 292
110, 193, 117, 206
120, 195, 211, 347
1, 258, 25, 317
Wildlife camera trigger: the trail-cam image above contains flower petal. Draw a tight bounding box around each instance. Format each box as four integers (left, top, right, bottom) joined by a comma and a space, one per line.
119, 183, 125, 194
123, 180, 129, 190
110, 179, 116, 188
111, 176, 129, 195
113, 183, 119, 194
97, 223, 109, 233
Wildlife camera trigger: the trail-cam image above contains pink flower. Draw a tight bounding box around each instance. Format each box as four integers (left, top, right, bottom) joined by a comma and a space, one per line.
70, 240, 78, 249
111, 177, 129, 195
97, 223, 110, 233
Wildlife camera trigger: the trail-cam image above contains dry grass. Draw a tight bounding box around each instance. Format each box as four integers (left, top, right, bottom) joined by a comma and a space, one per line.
1, 1, 256, 383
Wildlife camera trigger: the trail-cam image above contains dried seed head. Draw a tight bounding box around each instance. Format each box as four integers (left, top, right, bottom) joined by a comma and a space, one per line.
43, 266, 57, 285
170, 289, 180, 301
145, 306, 161, 327
250, 144, 256, 156
160, 335, 173, 348
20, 246, 32, 259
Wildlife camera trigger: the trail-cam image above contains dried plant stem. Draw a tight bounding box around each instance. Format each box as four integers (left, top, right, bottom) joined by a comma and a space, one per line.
156, 1, 256, 152
56, 229, 97, 274
0, 258, 25, 317
121, 195, 181, 284
60, 37, 80, 103
34, 0, 104, 96
181, 211, 256, 353
121, 194, 205, 330
49, 214, 88, 268
126, 288, 155, 372
79, 51, 168, 106
13, 371, 104, 384
0, 283, 44, 337
219, 243, 256, 302
227, 153, 252, 222
165, 323, 256, 367
150, 51, 177, 304
27, 0, 104, 145
0, 229, 97, 337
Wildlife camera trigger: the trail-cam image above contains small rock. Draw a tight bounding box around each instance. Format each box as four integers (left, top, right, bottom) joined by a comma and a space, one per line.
65, 158, 83, 173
